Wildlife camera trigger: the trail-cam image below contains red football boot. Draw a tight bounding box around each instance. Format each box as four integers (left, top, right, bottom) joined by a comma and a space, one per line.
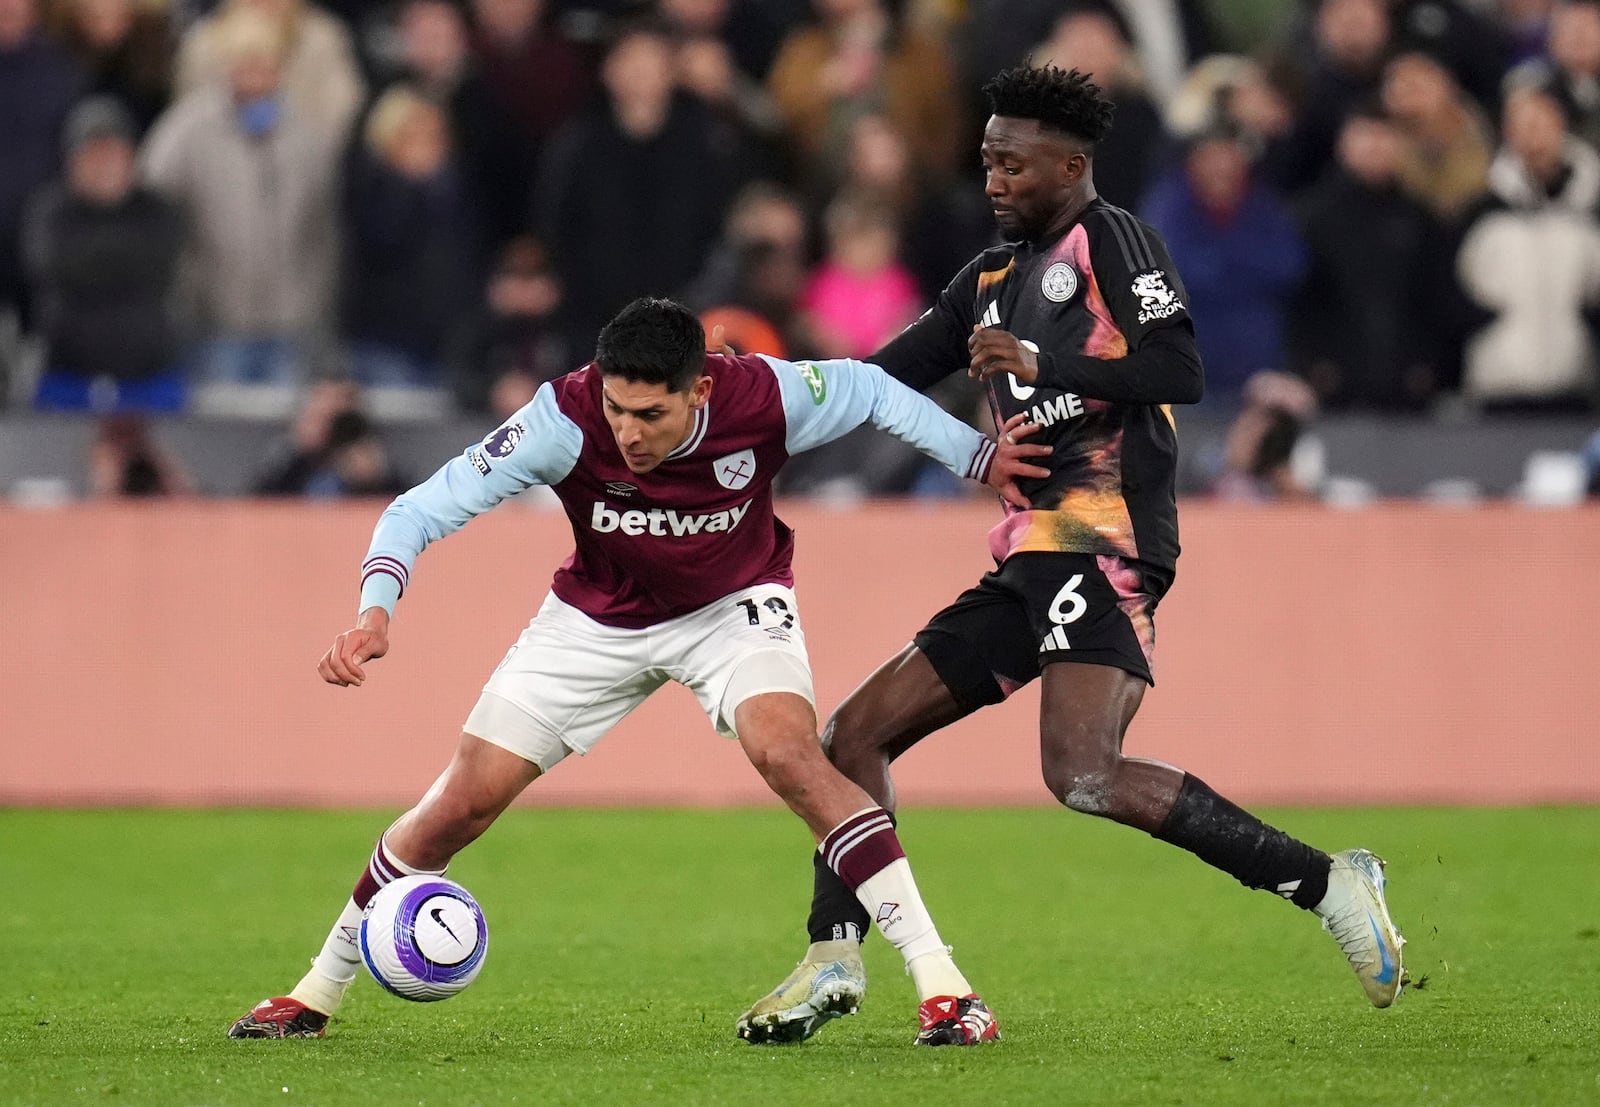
227, 996, 329, 1039
914, 994, 1001, 1046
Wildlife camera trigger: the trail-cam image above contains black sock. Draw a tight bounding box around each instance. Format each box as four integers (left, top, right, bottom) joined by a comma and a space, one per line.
1154, 774, 1331, 910
805, 809, 893, 944
807, 852, 870, 943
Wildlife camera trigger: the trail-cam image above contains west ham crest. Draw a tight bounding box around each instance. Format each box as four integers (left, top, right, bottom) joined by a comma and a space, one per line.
714, 449, 756, 490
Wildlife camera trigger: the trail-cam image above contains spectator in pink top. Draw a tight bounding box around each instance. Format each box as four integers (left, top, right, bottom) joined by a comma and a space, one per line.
801, 191, 921, 359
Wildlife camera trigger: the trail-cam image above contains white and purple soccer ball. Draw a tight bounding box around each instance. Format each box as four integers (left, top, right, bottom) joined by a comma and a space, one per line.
360, 874, 488, 1002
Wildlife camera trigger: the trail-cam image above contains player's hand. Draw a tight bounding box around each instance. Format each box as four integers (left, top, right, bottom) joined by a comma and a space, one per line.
968, 325, 1039, 385
318, 608, 390, 687
708, 324, 737, 356
986, 413, 1051, 509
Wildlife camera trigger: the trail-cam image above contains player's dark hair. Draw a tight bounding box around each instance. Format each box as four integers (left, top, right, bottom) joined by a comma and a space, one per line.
595, 297, 706, 391
983, 64, 1115, 147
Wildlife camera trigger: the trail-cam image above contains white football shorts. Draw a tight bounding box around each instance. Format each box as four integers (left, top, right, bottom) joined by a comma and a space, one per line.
462, 582, 815, 772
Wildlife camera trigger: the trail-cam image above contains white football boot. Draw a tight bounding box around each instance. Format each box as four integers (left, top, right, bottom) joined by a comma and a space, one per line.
736, 939, 866, 1044
1315, 848, 1405, 1007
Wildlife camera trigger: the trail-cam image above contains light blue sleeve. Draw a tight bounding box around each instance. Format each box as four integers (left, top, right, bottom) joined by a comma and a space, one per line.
357, 383, 582, 615
762, 354, 996, 482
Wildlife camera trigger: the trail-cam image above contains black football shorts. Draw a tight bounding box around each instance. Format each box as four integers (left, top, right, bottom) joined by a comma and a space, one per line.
911, 552, 1173, 713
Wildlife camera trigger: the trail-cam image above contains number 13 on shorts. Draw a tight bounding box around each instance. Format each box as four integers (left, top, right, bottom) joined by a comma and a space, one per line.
736, 594, 795, 631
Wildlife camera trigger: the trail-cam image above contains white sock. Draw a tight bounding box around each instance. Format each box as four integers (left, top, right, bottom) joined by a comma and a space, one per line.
291, 899, 364, 1014
291, 965, 354, 1015
308, 899, 365, 983
907, 950, 971, 1001
855, 858, 972, 1000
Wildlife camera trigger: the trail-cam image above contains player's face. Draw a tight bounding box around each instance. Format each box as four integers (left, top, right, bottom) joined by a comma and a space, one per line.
981, 116, 1083, 241
601, 374, 713, 473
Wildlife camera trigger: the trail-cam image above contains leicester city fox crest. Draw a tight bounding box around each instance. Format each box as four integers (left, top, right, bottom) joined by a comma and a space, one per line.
714, 449, 756, 490
1041, 261, 1079, 303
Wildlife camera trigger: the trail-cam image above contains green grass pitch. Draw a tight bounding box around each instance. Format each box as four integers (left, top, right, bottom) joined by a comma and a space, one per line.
3, 806, 1598, 1106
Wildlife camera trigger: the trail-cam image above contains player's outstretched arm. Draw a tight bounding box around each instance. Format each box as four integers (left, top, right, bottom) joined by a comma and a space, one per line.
318, 606, 390, 688
340, 382, 581, 680
767, 354, 1050, 499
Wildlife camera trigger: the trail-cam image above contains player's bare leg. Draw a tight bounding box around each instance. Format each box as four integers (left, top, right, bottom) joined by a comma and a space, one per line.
229, 734, 541, 1038
383, 733, 544, 869
733, 690, 997, 1046
824, 646, 971, 813
1036, 661, 1403, 1007
734, 691, 883, 839
1035, 661, 1174, 829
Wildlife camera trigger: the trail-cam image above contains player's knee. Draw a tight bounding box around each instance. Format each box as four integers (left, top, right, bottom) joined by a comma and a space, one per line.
418, 789, 500, 852
1053, 769, 1116, 815
1042, 748, 1118, 815
746, 731, 822, 794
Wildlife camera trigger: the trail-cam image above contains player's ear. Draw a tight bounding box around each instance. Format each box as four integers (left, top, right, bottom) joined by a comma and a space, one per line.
688, 374, 713, 408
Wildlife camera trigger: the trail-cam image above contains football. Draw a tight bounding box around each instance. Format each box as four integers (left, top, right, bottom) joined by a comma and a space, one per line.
360, 875, 488, 1001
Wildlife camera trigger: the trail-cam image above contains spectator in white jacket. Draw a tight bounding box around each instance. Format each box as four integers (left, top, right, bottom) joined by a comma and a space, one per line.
141, 6, 343, 393
1455, 83, 1600, 412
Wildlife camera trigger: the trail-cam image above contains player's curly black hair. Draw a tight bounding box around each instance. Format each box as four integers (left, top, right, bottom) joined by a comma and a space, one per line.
982, 64, 1116, 146
595, 297, 706, 391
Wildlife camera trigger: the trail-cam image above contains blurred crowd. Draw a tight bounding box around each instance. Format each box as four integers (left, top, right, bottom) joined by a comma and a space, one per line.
4, 0, 1600, 498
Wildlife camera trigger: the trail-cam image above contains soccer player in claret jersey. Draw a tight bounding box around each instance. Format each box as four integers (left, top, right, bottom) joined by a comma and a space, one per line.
736, 65, 1405, 1044
227, 298, 1050, 1045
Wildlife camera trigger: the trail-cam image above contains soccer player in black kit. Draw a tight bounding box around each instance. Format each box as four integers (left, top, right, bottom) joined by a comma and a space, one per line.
737, 65, 1405, 1046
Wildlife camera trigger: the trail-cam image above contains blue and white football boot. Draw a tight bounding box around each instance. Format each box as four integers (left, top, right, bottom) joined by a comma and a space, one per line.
1315, 848, 1405, 1007
736, 939, 866, 1044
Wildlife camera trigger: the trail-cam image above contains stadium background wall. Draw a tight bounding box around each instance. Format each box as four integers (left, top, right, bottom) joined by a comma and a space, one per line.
2, 501, 1596, 807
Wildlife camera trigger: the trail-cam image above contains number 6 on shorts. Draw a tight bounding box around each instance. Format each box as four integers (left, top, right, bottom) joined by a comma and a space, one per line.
1049, 574, 1087, 626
